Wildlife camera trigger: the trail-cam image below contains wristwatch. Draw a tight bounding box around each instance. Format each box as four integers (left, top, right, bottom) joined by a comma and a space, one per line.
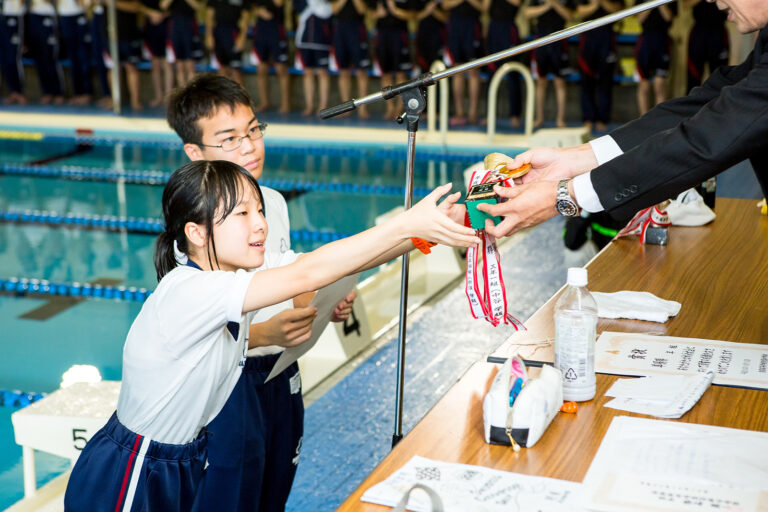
555, 179, 580, 217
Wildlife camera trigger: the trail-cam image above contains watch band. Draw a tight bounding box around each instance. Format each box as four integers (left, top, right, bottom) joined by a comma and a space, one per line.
556, 179, 580, 217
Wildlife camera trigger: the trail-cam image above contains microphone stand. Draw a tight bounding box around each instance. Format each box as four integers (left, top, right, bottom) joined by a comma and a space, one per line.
318, 0, 675, 449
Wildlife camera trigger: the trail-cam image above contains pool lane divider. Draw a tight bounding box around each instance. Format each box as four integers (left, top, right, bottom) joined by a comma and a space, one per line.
1, 277, 151, 303
0, 209, 355, 242
0, 162, 434, 197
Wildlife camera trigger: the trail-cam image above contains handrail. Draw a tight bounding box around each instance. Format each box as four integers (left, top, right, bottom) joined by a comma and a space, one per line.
426, 60, 449, 146
487, 62, 535, 142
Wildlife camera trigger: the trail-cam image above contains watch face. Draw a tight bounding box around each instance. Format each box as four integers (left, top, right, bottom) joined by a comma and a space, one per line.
556, 199, 578, 217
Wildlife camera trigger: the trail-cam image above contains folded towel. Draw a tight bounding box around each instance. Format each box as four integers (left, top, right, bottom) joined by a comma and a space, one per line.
592, 291, 681, 323
666, 189, 716, 226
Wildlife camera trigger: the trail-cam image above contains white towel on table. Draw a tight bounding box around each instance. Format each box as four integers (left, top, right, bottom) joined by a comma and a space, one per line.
592, 291, 681, 323
666, 189, 716, 226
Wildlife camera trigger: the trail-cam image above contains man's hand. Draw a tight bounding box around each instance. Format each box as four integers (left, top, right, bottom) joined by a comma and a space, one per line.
506, 144, 598, 185
249, 307, 318, 348
476, 181, 559, 238
331, 290, 357, 322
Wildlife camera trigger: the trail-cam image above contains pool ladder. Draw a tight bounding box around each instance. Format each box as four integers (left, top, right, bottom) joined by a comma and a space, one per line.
425, 60, 536, 145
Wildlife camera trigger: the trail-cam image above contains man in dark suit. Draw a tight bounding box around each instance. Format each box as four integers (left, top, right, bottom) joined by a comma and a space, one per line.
476, 0, 768, 237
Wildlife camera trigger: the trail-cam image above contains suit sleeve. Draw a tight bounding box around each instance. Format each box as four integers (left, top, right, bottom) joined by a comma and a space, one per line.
608, 48, 757, 151
592, 48, 768, 219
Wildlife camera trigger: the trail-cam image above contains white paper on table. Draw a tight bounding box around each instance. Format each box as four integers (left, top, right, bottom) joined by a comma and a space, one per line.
362, 455, 587, 512
265, 273, 358, 382
582, 416, 768, 512
595, 331, 768, 390
603, 371, 714, 418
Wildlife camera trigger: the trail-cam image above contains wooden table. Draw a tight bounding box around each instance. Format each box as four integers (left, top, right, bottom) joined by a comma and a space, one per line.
337, 198, 768, 511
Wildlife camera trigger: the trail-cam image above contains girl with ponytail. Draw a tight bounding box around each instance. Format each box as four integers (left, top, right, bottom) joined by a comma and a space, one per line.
64, 159, 478, 511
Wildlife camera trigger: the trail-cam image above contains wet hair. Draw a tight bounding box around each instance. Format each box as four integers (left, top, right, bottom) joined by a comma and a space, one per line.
166, 73, 254, 145
155, 160, 264, 281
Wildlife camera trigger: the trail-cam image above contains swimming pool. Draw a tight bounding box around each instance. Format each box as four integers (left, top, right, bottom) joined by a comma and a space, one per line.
0, 131, 495, 509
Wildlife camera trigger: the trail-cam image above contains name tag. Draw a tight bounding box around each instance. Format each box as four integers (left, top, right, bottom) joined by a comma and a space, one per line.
289, 372, 301, 395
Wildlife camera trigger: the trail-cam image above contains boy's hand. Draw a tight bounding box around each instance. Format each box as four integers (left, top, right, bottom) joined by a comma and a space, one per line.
250, 307, 318, 348
331, 290, 357, 322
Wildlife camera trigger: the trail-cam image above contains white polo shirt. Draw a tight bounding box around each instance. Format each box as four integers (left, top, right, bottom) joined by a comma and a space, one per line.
117, 266, 256, 444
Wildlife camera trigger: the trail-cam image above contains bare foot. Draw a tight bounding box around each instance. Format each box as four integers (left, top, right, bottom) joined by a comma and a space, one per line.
583, 120, 593, 132
278, 103, 290, 114
149, 97, 164, 108
449, 116, 467, 127
596, 121, 607, 132
53, 96, 65, 105
97, 97, 113, 110
358, 106, 370, 119
510, 116, 521, 128
533, 118, 544, 130
255, 102, 270, 113
556, 118, 566, 128
468, 114, 478, 125
39, 95, 53, 105
302, 107, 313, 116
131, 101, 143, 112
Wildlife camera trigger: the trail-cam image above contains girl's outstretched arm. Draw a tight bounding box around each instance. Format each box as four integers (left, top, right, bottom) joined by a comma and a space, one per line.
242, 184, 479, 313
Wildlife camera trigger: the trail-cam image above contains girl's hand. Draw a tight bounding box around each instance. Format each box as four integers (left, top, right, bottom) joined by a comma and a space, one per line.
437, 190, 468, 225
407, 184, 480, 247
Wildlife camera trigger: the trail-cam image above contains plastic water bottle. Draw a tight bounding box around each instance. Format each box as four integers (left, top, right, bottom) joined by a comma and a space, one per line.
554, 267, 598, 401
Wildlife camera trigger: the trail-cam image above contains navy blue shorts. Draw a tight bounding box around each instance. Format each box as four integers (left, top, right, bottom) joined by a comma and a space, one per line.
196, 354, 304, 512
486, 20, 520, 71
253, 19, 289, 64
169, 14, 202, 61
118, 39, 142, 65
635, 31, 671, 80
375, 27, 411, 74
416, 21, 445, 71
445, 15, 481, 65
297, 47, 329, 68
64, 413, 207, 512
213, 24, 242, 67
331, 19, 370, 70
143, 18, 168, 59
532, 37, 569, 78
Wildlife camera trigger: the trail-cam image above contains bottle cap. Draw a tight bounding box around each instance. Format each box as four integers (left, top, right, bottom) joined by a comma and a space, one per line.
567, 267, 588, 286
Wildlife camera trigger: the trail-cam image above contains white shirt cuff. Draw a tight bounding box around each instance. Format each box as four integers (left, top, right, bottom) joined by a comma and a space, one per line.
589, 135, 623, 166
573, 172, 604, 213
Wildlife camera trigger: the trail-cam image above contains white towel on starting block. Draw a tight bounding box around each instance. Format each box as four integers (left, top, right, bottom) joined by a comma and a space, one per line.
592, 291, 681, 323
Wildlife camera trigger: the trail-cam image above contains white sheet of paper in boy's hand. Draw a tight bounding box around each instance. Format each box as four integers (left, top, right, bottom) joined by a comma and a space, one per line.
265, 273, 358, 382
361, 456, 587, 512
603, 370, 715, 418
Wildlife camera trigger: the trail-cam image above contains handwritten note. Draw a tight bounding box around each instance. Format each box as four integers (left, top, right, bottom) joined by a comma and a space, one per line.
595, 332, 768, 390
583, 416, 768, 512
362, 455, 587, 512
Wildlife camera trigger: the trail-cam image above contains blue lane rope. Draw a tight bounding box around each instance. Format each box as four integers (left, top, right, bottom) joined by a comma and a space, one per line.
0, 162, 435, 197
0, 389, 46, 409
0, 209, 356, 242
0, 277, 152, 302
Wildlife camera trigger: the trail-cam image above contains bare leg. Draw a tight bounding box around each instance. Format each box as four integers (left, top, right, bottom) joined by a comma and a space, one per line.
637, 79, 650, 115
451, 73, 466, 122
554, 76, 566, 128
150, 57, 164, 106
534, 78, 547, 128
125, 63, 142, 110
339, 69, 351, 101
317, 68, 330, 113
467, 68, 480, 124
276, 63, 290, 113
357, 69, 369, 119
302, 70, 315, 116
653, 76, 667, 106
163, 59, 174, 96
256, 64, 270, 111
184, 60, 196, 84
381, 74, 395, 119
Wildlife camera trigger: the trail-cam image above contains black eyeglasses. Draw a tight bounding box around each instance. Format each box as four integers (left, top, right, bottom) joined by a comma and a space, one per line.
198, 123, 268, 152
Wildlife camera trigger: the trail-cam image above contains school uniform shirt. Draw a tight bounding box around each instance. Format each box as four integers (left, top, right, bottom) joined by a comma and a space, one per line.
2, 0, 25, 14
29, 0, 55, 16
117, 265, 257, 444
56, 0, 83, 16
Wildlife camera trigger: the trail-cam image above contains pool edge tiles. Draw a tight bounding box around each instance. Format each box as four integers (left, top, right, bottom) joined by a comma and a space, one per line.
0, 111, 533, 155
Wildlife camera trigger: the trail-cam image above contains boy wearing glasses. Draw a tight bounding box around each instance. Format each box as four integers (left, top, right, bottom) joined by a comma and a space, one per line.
167, 73, 355, 511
